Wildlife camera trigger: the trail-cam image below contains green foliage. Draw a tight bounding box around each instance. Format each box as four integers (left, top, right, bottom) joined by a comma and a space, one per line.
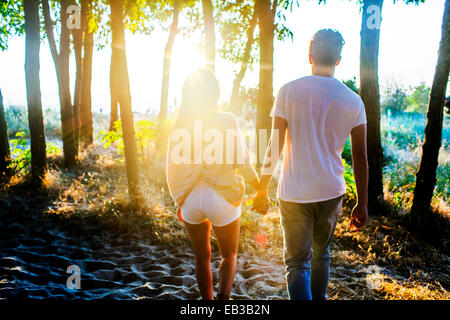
406, 82, 431, 113
381, 111, 450, 151
342, 77, 359, 95
7, 131, 60, 175
0, 0, 24, 51
217, 0, 298, 74
5, 105, 61, 139
134, 119, 156, 157
341, 110, 449, 206
381, 81, 408, 115
91, 0, 156, 50
149, 0, 195, 31
124, 0, 154, 35
343, 158, 357, 203
99, 120, 124, 152
5, 105, 28, 138
216, 0, 258, 70
355, 0, 425, 8
99, 119, 157, 161
8, 131, 31, 174
90, 0, 110, 50
342, 137, 352, 164
381, 112, 449, 203
274, 1, 296, 42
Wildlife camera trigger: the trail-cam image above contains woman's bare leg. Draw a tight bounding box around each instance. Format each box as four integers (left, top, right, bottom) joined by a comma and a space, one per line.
212, 217, 240, 299
184, 220, 214, 300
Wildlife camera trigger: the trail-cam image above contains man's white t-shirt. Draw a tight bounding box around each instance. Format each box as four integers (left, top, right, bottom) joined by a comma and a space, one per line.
270, 75, 367, 203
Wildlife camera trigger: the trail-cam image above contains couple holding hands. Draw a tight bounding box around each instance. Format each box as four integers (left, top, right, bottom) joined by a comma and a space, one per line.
166, 29, 369, 300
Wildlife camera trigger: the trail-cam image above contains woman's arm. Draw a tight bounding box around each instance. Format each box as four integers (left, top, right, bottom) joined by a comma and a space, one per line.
237, 163, 260, 190
229, 114, 260, 190
252, 116, 287, 214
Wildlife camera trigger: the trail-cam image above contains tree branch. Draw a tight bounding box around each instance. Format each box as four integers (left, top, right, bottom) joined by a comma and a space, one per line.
42, 0, 59, 65
236, 9, 257, 81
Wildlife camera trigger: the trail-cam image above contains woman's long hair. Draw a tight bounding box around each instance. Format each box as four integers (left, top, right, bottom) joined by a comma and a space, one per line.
174, 68, 220, 129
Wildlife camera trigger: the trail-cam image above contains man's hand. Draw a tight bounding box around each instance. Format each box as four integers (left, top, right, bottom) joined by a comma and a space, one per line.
350, 203, 368, 232
251, 190, 270, 215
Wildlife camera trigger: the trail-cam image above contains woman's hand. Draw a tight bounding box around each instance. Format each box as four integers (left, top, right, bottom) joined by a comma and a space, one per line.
248, 178, 261, 192
251, 189, 270, 215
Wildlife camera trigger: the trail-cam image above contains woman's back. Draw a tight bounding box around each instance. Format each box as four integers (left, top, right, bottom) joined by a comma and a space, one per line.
167, 111, 254, 207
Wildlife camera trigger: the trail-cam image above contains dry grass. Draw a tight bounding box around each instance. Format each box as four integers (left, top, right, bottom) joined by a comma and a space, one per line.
370, 275, 449, 300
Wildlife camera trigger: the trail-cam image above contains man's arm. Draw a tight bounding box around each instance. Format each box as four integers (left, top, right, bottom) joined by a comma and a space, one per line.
350, 123, 369, 230
252, 116, 287, 214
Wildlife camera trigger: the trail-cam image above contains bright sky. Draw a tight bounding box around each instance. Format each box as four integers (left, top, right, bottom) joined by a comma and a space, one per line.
0, 0, 447, 114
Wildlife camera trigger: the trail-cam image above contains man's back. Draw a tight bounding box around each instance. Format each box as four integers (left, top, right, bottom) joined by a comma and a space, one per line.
271, 75, 367, 203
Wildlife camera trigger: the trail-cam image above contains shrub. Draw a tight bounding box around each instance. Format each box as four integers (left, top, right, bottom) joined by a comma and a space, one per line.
342, 137, 352, 165
5, 106, 62, 139
343, 159, 357, 204
99, 119, 157, 161
406, 83, 431, 114
8, 131, 61, 176
342, 77, 359, 95
381, 87, 408, 115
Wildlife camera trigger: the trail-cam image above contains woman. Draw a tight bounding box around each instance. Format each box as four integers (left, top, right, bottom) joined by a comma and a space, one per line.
166, 69, 260, 300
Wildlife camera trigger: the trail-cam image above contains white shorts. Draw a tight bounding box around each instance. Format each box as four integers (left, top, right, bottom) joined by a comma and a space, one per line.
181, 183, 241, 227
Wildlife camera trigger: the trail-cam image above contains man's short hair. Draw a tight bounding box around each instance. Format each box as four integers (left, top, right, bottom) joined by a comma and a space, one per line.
309, 29, 345, 66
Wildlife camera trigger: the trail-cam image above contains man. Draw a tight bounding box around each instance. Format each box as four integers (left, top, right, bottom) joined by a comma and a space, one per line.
253, 29, 369, 300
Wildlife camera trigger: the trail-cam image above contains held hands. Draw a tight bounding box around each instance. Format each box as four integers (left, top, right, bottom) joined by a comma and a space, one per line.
251, 189, 271, 215
350, 203, 368, 232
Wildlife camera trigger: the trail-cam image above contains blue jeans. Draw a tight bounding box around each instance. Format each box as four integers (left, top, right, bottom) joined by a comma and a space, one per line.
279, 195, 343, 300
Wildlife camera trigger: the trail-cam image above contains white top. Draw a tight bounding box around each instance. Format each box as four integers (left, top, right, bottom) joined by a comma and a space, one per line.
270, 75, 367, 203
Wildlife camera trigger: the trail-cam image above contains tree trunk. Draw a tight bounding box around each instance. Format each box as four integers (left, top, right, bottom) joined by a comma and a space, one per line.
109, 50, 119, 131
159, 0, 180, 122
110, 0, 140, 198
73, 18, 83, 152
255, 0, 277, 166
24, 0, 46, 179
0, 89, 10, 176
43, 0, 77, 168
202, 0, 215, 72
230, 9, 257, 115
156, 0, 181, 153
359, 0, 384, 214
80, 0, 94, 145
411, 0, 450, 225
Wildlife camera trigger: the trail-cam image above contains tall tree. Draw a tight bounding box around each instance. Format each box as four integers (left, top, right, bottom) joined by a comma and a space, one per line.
155, 0, 181, 152
80, 0, 94, 145
24, 0, 46, 179
0, 89, 10, 176
159, 0, 181, 122
411, 0, 449, 226
43, 0, 77, 167
73, 2, 83, 152
255, 0, 277, 166
359, 0, 384, 214
110, 0, 140, 198
202, 0, 215, 71
358, 0, 424, 214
